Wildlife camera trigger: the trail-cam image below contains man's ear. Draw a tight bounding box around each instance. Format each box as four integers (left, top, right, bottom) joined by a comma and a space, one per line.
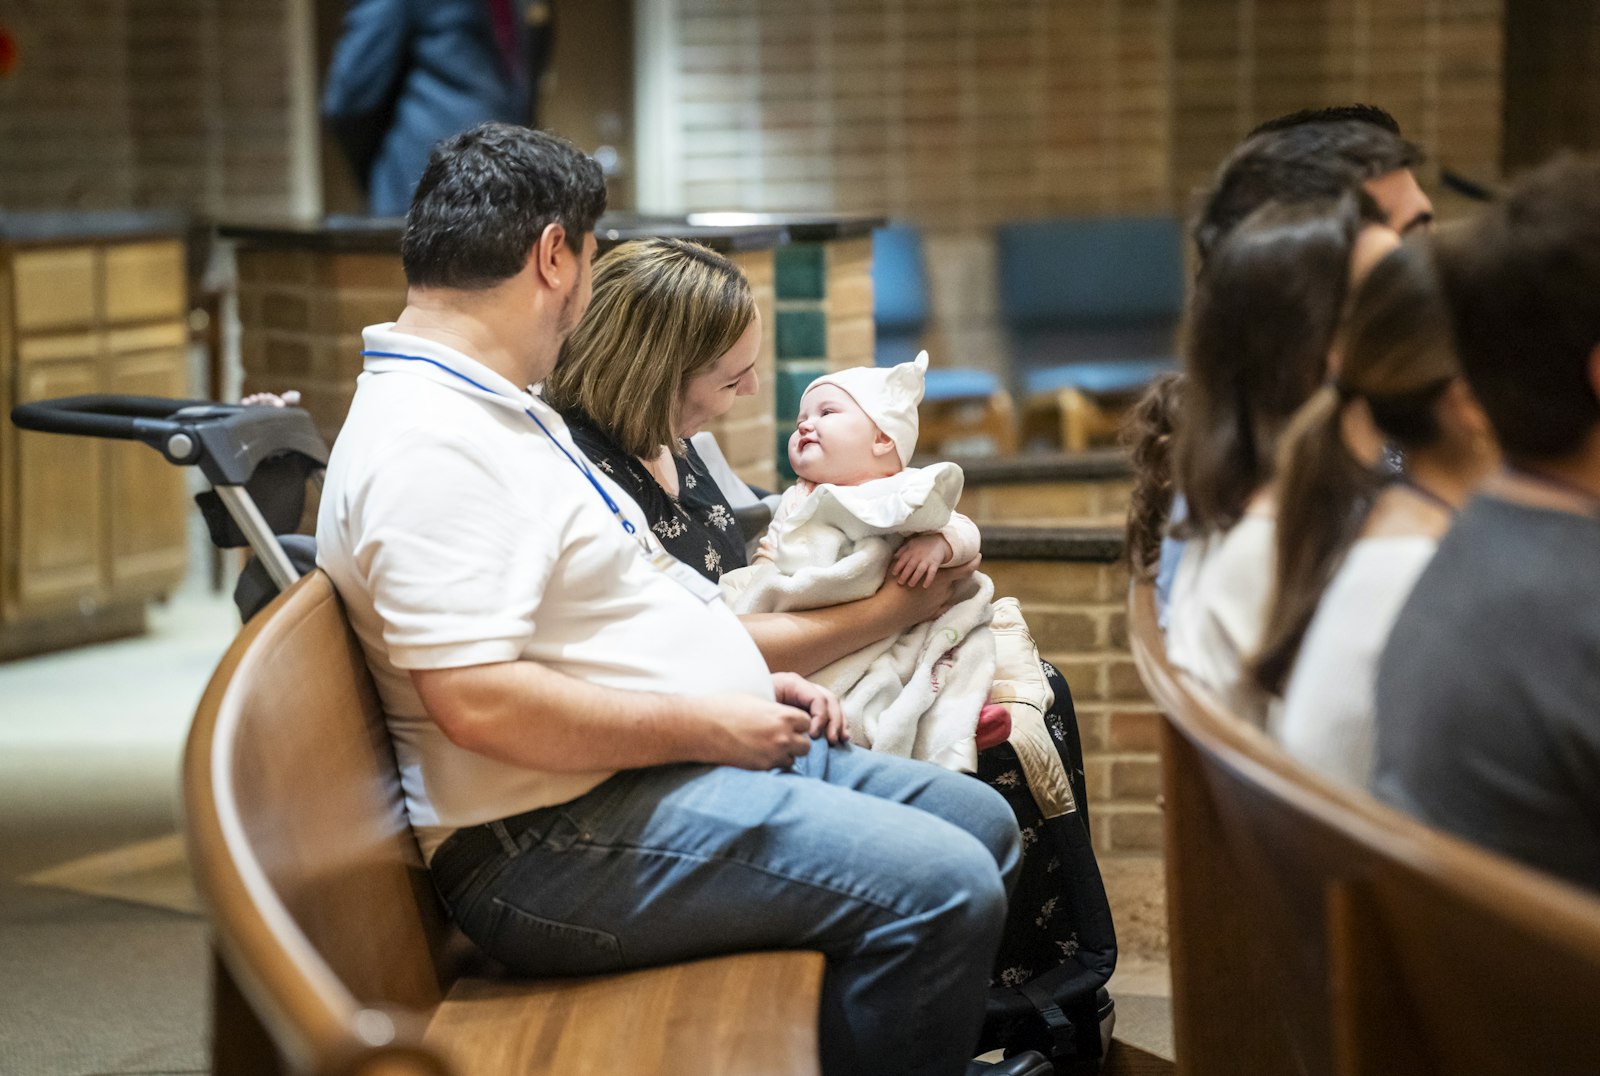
531, 223, 568, 288
1444, 377, 1493, 440
871, 430, 898, 458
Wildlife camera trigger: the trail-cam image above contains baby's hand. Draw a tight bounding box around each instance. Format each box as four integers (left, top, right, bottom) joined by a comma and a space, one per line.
240, 389, 301, 408
891, 533, 953, 589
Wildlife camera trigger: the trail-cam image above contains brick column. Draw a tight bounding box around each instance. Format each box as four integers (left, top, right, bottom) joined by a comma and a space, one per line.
235, 240, 787, 492
977, 513, 1167, 960
700, 249, 780, 492
772, 237, 875, 479
235, 247, 407, 449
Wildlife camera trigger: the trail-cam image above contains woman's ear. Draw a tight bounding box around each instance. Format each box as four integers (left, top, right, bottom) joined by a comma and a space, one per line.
1441, 378, 1498, 465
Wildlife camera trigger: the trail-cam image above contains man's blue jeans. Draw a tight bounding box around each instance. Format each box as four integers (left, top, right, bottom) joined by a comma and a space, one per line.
430, 740, 1021, 1076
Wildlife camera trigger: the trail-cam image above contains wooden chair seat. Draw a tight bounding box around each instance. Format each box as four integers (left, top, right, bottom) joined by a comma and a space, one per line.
1020, 386, 1128, 452
184, 569, 825, 1075
921, 387, 1019, 457
426, 952, 822, 1075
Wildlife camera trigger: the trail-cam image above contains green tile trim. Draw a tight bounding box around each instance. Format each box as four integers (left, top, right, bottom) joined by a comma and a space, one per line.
773, 362, 828, 483
775, 308, 827, 359
775, 364, 826, 421
777, 430, 797, 481
775, 243, 827, 300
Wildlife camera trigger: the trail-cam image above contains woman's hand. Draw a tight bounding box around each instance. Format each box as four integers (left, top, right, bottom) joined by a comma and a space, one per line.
890, 533, 953, 588
736, 556, 982, 679
875, 554, 982, 631
771, 672, 848, 744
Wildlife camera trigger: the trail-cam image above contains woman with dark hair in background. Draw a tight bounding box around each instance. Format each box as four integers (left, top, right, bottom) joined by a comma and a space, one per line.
1164, 194, 1389, 724
1255, 240, 1496, 786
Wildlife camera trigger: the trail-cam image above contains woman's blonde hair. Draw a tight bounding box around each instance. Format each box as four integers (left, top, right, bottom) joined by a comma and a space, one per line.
543, 238, 757, 458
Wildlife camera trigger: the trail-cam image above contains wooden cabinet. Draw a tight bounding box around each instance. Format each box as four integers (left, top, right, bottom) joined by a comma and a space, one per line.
1, 236, 190, 656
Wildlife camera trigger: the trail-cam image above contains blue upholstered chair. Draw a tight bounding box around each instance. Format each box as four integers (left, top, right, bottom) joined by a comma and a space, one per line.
873, 225, 1016, 455
995, 215, 1184, 449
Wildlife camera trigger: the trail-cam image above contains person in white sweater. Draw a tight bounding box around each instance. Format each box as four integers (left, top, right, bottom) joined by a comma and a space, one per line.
1253, 240, 1497, 786
1166, 194, 1391, 725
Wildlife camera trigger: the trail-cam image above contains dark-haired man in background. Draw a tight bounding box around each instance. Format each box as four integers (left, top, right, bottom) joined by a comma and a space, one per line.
1194, 103, 1434, 265
1374, 153, 1600, 894
316, 122, 1021, 1076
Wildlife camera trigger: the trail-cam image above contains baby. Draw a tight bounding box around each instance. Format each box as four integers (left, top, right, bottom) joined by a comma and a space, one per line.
722, 352, 1053, 772
754, 351, 978, 582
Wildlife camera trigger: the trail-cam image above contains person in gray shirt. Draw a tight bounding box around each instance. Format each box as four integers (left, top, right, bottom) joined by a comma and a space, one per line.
1374, 153, 1600, 893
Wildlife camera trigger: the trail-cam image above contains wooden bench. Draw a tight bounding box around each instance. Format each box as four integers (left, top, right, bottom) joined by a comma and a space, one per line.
183, 569, 825, 1075
1128, 581, 1600, 1075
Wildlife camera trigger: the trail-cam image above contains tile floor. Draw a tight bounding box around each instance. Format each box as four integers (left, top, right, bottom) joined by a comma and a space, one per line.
0, 579, 234, 1075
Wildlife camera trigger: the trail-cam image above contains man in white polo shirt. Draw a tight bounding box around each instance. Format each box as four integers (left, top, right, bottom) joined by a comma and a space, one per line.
316, 123, 1020, 1076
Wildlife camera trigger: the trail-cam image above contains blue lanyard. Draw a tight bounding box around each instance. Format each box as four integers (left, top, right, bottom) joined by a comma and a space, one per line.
361, 349, 640, 539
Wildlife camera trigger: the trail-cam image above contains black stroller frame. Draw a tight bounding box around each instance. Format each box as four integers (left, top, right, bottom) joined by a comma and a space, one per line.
11, 394, 329, 615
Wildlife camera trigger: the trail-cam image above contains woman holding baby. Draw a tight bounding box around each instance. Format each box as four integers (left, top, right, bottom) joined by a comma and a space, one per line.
543, 237, 1115, 1066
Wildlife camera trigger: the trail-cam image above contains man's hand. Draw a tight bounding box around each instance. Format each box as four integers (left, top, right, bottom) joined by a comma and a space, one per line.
700, 693, 813, 769
890, 533, 953, 588
771, 672, 848, 744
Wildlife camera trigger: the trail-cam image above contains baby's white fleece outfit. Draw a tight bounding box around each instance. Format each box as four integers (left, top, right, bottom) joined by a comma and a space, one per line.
723, 462, 992, 771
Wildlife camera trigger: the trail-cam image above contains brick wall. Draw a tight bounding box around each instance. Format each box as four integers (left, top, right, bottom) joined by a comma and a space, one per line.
1170, 0, 1504, 220
0, 0, 299, 216
969, 469, 1169, 955
233, 242, 784, 492
235, 247, 404, 448
663, 0, 1505, 377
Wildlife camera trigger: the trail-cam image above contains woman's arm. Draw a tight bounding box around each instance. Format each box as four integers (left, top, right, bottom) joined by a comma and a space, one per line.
740, 557, 982, 676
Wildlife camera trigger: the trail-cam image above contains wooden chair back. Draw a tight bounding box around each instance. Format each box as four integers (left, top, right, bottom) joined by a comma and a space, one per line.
185, 570, 456, 1073
186, 569, 827, 1075
1128, 581, 1600, 1076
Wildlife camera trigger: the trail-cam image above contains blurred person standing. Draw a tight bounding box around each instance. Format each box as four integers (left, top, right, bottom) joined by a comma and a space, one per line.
322, 0, 554, 216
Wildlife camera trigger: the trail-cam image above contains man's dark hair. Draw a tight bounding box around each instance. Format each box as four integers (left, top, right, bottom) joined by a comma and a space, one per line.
1249, 103, 1403, 138
1193, 118, 1424, 266
1433, 153, 1600, 462
401, 123, 607, 290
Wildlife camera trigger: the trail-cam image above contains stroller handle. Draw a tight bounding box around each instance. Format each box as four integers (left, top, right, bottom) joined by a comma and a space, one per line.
12, 393, 328, 486
11, 394, 214, 445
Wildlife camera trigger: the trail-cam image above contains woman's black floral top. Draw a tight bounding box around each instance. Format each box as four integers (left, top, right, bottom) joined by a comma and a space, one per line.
561, 409, 748, 584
